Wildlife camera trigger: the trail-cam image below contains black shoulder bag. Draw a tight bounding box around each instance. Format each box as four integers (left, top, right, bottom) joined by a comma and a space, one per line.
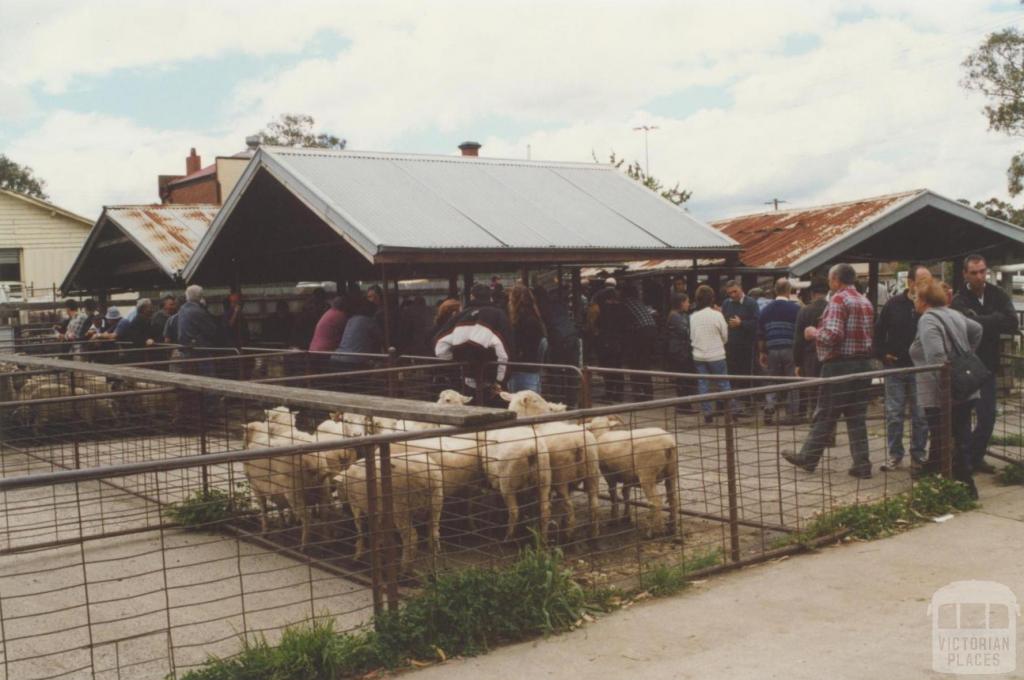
931, 311, 991, 403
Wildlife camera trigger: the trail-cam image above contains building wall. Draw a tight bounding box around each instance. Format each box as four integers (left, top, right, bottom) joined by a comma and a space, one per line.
0, 192, 91, 290
166, 177, 219, 204
216, 157, 249, 202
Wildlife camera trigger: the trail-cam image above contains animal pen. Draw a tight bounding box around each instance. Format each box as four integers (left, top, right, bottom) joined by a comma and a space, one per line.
0, 344, 1018, 680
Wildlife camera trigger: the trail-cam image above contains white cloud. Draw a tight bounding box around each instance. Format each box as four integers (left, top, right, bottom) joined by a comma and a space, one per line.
4, 0, 1023, 223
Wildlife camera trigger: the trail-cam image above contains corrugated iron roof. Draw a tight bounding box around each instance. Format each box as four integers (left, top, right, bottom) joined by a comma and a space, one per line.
105, 204, 218, 275
711, 190, 925, 270
189, 146, 737, 272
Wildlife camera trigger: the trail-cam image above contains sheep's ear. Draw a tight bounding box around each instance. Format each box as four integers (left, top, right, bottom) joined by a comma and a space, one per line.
499, 391, 514, 402
460, 394, 473, 404
550, 403, 568, 412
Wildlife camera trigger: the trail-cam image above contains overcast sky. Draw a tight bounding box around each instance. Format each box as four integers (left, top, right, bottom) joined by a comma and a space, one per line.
2, 0, 1023, 222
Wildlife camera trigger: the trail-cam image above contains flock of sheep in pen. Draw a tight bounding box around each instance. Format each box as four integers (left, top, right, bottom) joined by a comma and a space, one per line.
243, 389, 680, 572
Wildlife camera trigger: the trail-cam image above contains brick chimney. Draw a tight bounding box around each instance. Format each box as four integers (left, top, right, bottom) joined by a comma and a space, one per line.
185, 148, 202, 174
458, 141, 481, 157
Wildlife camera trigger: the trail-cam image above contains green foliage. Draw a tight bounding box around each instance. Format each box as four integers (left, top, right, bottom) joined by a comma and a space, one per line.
377, 540, 587, 658
596, 151, 692, 205
969, 198, 1024, 226
789, 476, 977, 544
995, 462, 1024, 486
638, 549, 724, 597
0, 154, 48, 199
165, 487, 249, 530
255, 114, 346, 150
961, 27, 1024, 195
989, 433, 1024, 447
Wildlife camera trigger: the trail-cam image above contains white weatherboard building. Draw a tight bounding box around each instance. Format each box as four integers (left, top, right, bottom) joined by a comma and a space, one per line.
0, 189, 92, 300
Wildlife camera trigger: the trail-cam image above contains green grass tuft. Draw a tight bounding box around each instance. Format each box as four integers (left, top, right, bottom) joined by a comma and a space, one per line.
988, 433, 1024, 448
165, 486, 250, 530
638, 549, 724, 597
995, 462, 1024, 486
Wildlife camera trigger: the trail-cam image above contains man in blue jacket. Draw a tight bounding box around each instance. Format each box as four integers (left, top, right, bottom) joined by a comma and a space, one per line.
722, 280, 760, 411
757, 278, 800, 424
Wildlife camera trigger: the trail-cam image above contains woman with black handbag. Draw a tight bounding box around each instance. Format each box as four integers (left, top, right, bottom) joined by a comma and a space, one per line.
909, 280, 984, 497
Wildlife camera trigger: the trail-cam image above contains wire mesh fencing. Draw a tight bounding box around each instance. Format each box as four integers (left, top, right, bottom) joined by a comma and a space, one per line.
0, 352, 964, 679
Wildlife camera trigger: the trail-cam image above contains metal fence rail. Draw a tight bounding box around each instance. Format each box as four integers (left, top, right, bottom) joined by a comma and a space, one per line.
0, 352, 966, 679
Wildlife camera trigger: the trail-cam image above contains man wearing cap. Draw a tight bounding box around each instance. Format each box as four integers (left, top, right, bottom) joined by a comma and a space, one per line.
434, 282, 513, 406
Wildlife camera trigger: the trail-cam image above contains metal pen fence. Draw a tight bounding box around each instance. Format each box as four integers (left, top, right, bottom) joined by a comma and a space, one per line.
0, 351, 961, 679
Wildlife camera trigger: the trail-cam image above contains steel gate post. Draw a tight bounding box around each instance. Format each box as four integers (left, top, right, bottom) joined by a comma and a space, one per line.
723, 410, 742, 562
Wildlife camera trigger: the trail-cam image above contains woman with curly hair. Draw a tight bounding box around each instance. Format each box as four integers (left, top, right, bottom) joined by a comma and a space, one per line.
507, 284, 547, 393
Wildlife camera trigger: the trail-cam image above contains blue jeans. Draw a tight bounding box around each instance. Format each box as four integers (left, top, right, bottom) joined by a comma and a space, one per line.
968, 375, 997, 468
507, 371, 542, 394
884, 371, 928, 463
695, 360, 738, 416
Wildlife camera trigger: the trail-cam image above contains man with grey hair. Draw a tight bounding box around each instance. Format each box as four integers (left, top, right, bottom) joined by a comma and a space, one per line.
783, 263, 876, 478
116, 298, 157, 347
174, 285, 222, 351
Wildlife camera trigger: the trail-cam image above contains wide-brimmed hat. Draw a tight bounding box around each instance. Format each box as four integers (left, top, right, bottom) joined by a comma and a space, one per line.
104, 307, 122, 321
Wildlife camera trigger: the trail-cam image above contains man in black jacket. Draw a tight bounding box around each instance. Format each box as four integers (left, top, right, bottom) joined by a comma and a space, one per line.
721, 280, 760, 409
875, 265, 928, 471
951, 254, 1019, 473
434, 283, 513, 406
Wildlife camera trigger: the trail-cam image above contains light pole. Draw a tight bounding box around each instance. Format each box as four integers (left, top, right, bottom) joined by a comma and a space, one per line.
633, 125, 659, 176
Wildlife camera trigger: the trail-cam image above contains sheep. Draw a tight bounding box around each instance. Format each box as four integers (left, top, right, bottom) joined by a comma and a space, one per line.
242, 420, 312, 548
15, 378, 117, 433
372, 390, 472, 434
337, 449, 443, 572
476, 426, 553, 541
499, 390, 601, 539
584, 416, 680, 537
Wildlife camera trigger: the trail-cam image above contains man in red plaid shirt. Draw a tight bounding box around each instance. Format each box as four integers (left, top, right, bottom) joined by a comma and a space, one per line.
783, 263, 877, 478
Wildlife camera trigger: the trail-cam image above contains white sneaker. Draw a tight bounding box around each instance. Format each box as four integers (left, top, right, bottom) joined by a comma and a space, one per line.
879, 457, 903, 472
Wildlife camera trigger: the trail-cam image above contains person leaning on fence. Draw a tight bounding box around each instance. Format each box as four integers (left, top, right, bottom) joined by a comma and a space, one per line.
874, 263, 929, 472
665, 293, 696, 412
150, 295, 177, 342
331, 296, 384, 371
721, 280, 759, 411
507, 284, 547, 393
175, 285, 222, 354
690, 284, 741, 425
911, 279, 983, 498
951, 254, 1019, 475
621, 284, 657, 401
758, 278, 801, 425
117, 298, 158, 347
434, 283, 513, 407
782, 263, 876, 479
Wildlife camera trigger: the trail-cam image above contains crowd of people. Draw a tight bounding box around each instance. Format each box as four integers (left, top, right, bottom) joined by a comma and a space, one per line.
49, 257, 1014, 497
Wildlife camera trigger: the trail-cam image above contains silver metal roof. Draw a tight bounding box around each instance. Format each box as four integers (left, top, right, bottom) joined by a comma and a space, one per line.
186, 146, 737, 277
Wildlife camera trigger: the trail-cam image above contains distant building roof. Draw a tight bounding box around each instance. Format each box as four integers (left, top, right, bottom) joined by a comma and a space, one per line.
185, 146, 739, 282
0, 188, 92, 227
61, 204, 218, 292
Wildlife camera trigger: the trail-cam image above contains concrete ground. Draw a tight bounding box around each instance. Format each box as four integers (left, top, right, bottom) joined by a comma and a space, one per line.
413, 473, 1024, 680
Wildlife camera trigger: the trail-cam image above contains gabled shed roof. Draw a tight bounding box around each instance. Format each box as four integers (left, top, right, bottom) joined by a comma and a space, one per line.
184, 146, 739, 282
61, 204, 218, 292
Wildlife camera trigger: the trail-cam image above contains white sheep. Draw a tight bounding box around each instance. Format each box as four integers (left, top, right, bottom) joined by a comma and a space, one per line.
584, 416, 680, 537
500, 390, 601, 539
337, 449, 443, 572
242, 420, 312, 548
477, 426, 553, 541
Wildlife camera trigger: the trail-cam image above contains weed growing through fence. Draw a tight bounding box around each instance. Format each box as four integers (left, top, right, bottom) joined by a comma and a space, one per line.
165, 485, 250, 530
787, 476, 977, 544
989, 433, 1024, 448
995, 462, 1024, 486
638, 549, 724, 597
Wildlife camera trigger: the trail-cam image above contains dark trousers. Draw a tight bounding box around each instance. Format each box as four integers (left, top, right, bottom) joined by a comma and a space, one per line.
667, 354, 696, 405
546, 337, 580, 407
967, 375, 996, 468
924, 403, 974, 482
624, 327, 657, 401
798, 364, 871, 470
726, 342, 755, 402
597, 345, 624, 403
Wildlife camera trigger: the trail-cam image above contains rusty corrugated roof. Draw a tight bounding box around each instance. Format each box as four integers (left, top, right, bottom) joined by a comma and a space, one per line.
106, 204, 219, 275
711, 190, 925, 270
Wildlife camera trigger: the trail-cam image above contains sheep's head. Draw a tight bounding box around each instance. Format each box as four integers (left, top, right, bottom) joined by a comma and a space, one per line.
499, 389, 553, 417
437, 389, 473, 406
265, 406, 296, 428
583, 415, 625, 436
341, 412, 373, 437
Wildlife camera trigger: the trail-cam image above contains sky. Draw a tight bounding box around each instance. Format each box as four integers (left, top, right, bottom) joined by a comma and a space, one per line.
2, 0, 1023, 223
